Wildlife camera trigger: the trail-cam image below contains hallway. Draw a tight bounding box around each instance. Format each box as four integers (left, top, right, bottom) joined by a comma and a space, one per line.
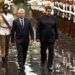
0, 32, 75, 75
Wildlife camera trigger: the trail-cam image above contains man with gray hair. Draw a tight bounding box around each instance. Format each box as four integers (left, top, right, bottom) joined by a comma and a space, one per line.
11, 8, 34, 72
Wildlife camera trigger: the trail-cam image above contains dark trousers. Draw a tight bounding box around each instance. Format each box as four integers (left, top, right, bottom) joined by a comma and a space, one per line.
0, 35, 10, 68
0, 35, 10, 57
40, 40, 54, 68
16, 42, 29, 68
5, 35, 10, 58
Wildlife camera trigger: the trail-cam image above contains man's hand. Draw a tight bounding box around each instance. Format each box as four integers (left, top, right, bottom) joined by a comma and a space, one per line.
10, 42, 15, 47
31, 40, 34, 42
36, 39, 40, 42
30, 40, 34, 44
12, 43, 15, 46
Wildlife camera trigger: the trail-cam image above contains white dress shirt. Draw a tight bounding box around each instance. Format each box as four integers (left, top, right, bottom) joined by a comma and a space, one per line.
0, 13, 14, 35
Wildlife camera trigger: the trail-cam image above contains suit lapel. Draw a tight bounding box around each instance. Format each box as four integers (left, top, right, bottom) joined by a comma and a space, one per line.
17, 19, 23, 30
17, 18, 27, 30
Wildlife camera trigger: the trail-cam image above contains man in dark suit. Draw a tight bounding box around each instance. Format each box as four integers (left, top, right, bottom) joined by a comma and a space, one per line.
36, 6, 59, 73
11, 8, 34, 71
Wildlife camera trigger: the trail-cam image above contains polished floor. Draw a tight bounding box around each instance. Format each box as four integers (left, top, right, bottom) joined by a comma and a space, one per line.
0, 32, 75, 75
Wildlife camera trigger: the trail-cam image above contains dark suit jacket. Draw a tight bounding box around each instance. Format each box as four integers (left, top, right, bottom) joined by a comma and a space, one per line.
36, 14, 59, 42
11, 18, 34, 44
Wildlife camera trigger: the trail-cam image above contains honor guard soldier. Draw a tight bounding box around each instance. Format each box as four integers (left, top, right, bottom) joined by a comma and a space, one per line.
0, 4, 14, 67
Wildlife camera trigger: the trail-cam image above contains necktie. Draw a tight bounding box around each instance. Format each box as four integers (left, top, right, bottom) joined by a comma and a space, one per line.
22, 19, 24, 26
21, 19, 24, 26
20, 18, 24, 27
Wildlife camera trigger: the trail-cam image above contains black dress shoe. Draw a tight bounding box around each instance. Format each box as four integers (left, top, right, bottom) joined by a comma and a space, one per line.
48, 66, 53, 72
2, 57, 7, 68
18, 66, 25, 71
18, 69, 26, 75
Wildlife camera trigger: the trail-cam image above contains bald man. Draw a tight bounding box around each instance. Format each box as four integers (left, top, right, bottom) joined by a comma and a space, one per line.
11, 8, 34, 71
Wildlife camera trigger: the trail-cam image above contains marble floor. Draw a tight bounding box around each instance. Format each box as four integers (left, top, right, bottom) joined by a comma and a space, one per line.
0, 33, 75, 75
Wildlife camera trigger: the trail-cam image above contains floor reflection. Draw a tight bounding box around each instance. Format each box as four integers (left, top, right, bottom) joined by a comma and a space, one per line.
0, 33, 75, 75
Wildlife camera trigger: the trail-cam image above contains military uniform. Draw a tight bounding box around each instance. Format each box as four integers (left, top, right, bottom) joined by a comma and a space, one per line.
0, 13, 14, 65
